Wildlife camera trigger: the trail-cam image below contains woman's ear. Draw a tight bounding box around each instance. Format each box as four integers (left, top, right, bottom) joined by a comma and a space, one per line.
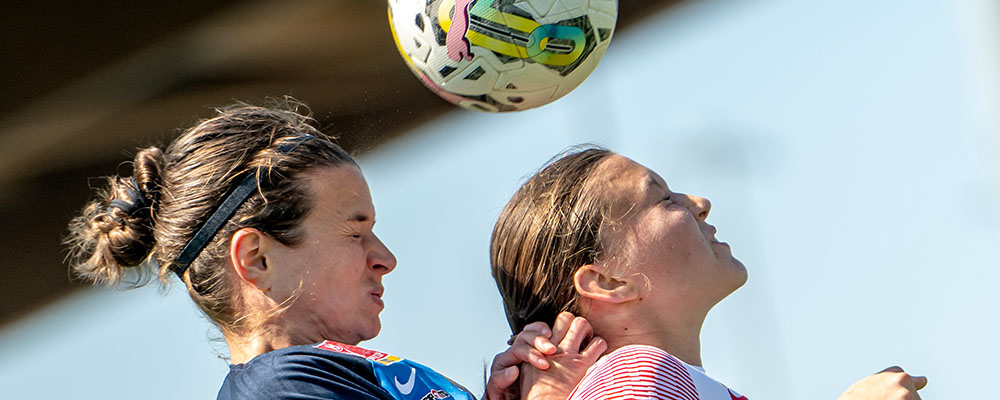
574, 264, 639, 304
230, 228, 274, 294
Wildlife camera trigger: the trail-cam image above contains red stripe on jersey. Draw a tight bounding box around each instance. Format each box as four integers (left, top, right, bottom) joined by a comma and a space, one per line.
591, 349, 696, 397
594, 350, 698, 396
595, 378, 695, 400
570, 346, 699, 400
576, 369, 697, 400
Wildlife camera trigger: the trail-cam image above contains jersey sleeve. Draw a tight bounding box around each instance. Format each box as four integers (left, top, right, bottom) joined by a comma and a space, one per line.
217, 349, 391, 400
568, 346, 701, 400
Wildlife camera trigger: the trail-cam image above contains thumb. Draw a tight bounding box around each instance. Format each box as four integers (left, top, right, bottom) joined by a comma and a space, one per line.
484, 366, 518, 400
912, 375, 928, 390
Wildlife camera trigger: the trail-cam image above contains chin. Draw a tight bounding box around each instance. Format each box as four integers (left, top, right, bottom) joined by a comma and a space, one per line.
363, 320, 382, 341
715, 256, 747, 297
728, 261, 748, 295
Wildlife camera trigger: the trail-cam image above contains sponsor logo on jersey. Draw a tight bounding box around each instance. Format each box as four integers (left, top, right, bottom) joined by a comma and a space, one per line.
394, 367, 417, 395
419, 389, 451, 400
314, 340, 402, 365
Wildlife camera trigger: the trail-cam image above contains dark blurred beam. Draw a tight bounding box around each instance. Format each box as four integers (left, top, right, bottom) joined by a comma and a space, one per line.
0, 0, 687, 327
0, 1, 412, 184
0, 0, 247, 116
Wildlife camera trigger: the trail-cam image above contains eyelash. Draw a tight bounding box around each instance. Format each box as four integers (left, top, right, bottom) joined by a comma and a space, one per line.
348, 221, 375, 239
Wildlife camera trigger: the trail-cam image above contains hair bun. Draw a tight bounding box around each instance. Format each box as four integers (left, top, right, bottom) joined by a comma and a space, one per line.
65, 146, 164, 285
108, 177, 150, 217
132, 147, 162, 209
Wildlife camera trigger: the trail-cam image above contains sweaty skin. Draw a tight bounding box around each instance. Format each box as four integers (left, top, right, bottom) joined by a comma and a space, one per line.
447, 0, 477, 61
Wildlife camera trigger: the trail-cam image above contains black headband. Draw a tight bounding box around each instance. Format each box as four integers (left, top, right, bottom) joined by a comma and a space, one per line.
172, 134, 313, 278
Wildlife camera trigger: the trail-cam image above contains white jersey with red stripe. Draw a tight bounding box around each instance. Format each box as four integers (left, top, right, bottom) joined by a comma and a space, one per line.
568, 345, 748, 400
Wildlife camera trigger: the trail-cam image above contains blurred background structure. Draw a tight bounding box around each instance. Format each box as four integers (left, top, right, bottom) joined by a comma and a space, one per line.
1, 0, 997, 399
0, 0, 678, 324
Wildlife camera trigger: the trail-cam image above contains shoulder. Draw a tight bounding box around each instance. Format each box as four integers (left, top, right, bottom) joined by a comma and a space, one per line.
217, 342, 392, 400
569, 345, 700, 400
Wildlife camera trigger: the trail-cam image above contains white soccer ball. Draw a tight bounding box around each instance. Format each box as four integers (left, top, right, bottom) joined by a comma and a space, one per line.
388, 0, 618, 112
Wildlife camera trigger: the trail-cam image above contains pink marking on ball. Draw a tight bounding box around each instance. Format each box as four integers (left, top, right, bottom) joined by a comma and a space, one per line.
446, 0, 476, 62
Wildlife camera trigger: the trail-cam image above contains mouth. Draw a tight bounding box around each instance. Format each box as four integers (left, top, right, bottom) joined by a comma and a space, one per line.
705, 225, 733, 249
370, 287, 385, 307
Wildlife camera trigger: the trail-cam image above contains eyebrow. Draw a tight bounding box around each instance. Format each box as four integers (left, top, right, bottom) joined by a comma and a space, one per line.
646, 176, 658, 188
348, 213, 371, 223
646, 176, 667, 192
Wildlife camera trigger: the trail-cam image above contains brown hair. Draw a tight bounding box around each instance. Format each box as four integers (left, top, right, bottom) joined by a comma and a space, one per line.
65, 100, 356, 336
490, 146, 615, 333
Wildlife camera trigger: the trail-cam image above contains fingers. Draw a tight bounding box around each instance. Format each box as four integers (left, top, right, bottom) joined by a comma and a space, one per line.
533, 334, 558, 355
558, 317, 594, 353
511, 325, 557, 355
490, 349, 518, 373
492, 366, 519, 389
877, 366, 928, 396
519, 347, 550, 370
897, 372, 925, 393
880, 366, 905, 374
497, 312, 598, 374
579, 336, 607, 362
507, 321, 551, 345
839, 366, 928, 400
876, 366, 927, 390
493, 344, 549, 371
523, 321, 553, 337
496, 320, 556, 371
484, 366, 518, 400
549, 312, 575, 346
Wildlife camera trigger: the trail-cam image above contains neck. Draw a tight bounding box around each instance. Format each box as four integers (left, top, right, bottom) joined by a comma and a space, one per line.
585, 301, 708, 366
225, 326, 297, 365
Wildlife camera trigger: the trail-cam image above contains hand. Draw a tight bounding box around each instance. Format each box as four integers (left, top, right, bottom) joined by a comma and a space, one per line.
838, 366, 928, 400
519, 312, 608, 400
485, 321, 559, 400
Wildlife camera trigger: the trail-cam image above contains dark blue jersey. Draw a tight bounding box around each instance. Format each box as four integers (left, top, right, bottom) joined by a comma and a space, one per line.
218, 341, 477, 400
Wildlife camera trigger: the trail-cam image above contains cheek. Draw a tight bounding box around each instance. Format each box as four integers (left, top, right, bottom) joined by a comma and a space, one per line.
643, 216, 710, 266
295, 246, 361, 292
648, 211, 701, 246
309, 238, 367, 270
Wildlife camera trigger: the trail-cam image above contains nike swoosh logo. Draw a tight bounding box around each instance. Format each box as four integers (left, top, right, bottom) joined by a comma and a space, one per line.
394, 367, 416, 395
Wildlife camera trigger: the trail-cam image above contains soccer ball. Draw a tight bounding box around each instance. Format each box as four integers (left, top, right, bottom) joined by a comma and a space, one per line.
388, 0, 618, 112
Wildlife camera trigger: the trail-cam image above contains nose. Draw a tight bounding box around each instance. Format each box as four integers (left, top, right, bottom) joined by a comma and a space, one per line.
681, 193, 711, 221
367, 234, 397, 275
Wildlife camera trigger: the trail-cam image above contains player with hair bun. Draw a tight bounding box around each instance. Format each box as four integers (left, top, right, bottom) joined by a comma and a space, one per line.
65, 100, 600, 400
